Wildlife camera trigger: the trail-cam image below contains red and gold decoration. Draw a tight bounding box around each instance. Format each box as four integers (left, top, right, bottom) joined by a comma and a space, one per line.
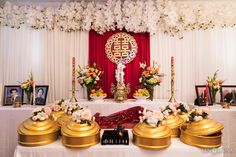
61, 108, 100, 148
105, 32, 137, 65
169, 56, 176, 102
132, 108, 171, 149
18, 107, 60, 146
180, 108, 224, 148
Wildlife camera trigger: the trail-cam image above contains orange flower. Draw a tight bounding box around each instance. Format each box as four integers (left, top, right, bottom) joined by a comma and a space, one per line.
86, 73, 90, 77
219, 80, 224, 85
208, 82, 213, 87
90, 68, 95, 72
146, 67, 151, 71
92, 73, 97, 78
155, 69, 159, 74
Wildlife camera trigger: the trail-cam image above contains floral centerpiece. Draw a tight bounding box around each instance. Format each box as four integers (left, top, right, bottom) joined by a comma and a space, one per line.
206, 70, 224, 103
139, 61, 163, 100
188, 108, 209, 122
72, 108, 95, 125
31, 106, 52, 121
77, 63, 103, 100
139, 108, 166, 127
20, 73, 34, 104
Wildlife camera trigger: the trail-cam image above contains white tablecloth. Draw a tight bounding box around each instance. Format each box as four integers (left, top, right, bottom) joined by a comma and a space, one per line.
14, 130, 223, 157
1, 100, 236, 157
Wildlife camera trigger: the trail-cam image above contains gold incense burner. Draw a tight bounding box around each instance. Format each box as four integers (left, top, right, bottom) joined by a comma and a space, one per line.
132, 123, 172, 149
18, 118, 60, 146
165, 114, 185, 137
61, 120, 100, 148
111, 83, 130, 103
180, 118, 224, 148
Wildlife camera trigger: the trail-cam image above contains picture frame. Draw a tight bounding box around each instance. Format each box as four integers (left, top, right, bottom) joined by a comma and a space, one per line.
220, 85, 236, 106
195, 85, 213, 106
35, 85, 49, 105
3, 85, 24, 106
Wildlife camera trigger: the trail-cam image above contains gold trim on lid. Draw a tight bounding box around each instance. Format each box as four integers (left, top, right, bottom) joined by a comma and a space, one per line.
132, 123, 172, 149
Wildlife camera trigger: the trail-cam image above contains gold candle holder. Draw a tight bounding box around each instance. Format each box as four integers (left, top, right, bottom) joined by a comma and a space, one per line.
70, 57, 77, 103
169, 56, 176, 103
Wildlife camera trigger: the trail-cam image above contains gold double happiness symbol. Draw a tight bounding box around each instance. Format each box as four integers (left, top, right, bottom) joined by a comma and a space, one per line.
105, 32, 138, 64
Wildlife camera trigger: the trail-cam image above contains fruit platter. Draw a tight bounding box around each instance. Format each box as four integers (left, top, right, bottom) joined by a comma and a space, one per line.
133, 88, 150, 102
90, 88, 107, 102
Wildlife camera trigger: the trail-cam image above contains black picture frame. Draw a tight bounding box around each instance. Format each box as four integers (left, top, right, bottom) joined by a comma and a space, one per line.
3, 85, 24, 106
195, 85, 213, 106
220, 85, 236, 105
35, 85, 49, 105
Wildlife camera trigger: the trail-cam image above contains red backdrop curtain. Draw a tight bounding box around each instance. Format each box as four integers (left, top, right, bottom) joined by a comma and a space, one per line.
89, 30, 150, 98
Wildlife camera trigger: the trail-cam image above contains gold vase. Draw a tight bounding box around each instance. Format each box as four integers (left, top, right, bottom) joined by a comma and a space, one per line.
61, 120, 100, 148
165, 114, 185, 137
57, 113, 72, 127
180, 118, 224, 148
18, 118, 59, 146
132, 123, 171, 149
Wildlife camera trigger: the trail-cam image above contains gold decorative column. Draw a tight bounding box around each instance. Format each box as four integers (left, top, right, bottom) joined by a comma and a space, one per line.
169, 56, 176, 102
70, 57, 77, 102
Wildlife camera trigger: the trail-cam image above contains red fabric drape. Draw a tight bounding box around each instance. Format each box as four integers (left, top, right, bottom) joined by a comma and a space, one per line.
89, 30, 150, 98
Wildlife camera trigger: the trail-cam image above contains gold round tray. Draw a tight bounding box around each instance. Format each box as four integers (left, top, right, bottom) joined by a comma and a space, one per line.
180, 125, 222, 148
132, 123, 171, 149
18, 118, 60, 146
165, 114, 185, 137
52, 111, 64, 120
61, 120, 100, 148
179, 113, 189, 122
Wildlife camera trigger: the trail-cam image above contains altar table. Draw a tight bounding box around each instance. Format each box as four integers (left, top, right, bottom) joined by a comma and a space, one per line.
0, 100, 236, 157
14, 130, 223, 157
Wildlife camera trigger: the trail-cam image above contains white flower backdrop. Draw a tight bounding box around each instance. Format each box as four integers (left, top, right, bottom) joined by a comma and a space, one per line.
1, 0, 236, 105
1, 0, 236, 37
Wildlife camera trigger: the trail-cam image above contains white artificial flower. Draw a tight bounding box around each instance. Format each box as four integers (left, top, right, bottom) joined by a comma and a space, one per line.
139, 62, 147, 69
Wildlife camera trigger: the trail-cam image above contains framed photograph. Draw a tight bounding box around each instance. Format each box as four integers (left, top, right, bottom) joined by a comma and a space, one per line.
3, 85, 23, 106
195, 85, 213, 106
220, 85, 236, 105
35, 85, 48, 105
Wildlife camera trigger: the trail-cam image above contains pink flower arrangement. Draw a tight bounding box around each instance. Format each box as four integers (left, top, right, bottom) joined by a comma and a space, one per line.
31, 107, 52, 121
72, 108, 95, 125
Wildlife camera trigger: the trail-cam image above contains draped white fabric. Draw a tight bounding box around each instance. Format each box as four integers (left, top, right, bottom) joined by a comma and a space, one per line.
1, 26, 236, 104
0, 26, 88, 104
151, 28, 236, 103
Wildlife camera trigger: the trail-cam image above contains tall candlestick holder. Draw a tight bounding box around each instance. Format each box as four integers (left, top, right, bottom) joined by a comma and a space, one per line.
70, 57, 78, 103
169, 56, 176, 103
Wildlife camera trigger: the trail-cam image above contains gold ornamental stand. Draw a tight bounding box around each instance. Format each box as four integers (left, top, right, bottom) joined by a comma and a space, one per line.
169, 56, 176, 103
70, 57, 78, 103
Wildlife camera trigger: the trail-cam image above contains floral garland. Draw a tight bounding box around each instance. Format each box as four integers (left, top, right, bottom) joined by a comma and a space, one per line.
1, 0, 236, 37
188, 108, 209, 122
31, 106, 52, 121
160, 102, 190, 116
72, 107, 95, 125
139, 108, 167, 127
61, 101, 80, 115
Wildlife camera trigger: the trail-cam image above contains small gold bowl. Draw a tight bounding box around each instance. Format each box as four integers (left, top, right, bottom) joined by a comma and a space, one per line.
61, 121, 100, 148
132, 123, 172, 150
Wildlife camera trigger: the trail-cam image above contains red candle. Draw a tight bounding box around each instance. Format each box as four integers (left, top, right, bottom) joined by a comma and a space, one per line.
205, 85, 209, 105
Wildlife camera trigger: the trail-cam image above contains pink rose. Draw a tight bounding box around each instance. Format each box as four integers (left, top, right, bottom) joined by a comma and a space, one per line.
44, 106, 52, 116
81, 109, 92, 120
52, 104, 61, 112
